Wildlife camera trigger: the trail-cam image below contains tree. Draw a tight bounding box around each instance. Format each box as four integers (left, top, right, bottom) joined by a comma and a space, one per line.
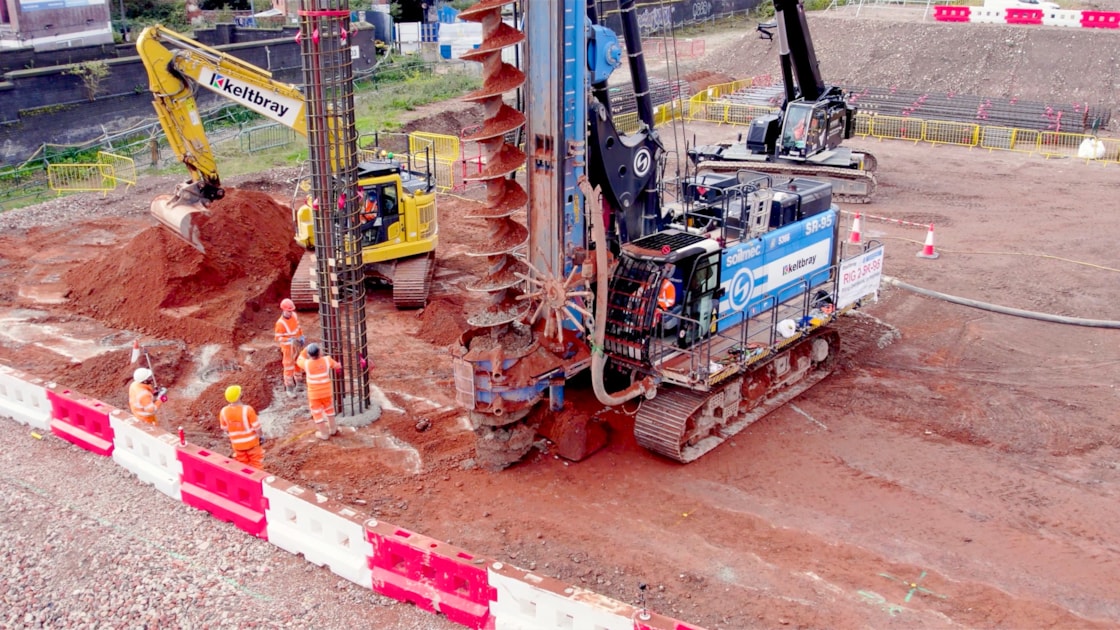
66, 60, 111, 102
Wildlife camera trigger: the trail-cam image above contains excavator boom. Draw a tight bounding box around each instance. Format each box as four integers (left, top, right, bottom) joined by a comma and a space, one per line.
136, 25, 306, 251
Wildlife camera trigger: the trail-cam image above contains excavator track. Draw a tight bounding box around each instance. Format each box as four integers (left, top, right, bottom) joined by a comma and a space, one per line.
697, 159, 877, 204
391, 252, 435, 309
635, 329, 840, 462
290, 251, 318, 311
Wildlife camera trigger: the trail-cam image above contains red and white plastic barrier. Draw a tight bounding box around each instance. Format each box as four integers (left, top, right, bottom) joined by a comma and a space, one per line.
934, 5, 1120, 27
110, 409, 184, 501
178, 444, 270, 539
47, 384, 115, 456
0, 360, 708, 630
263, 476, 374, 587
0, 365, 52, 431
367, 520, 495, 629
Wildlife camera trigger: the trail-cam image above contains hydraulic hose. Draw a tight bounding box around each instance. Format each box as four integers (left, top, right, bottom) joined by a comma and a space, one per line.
882, 276, 1120, 329
586, 179, 655, 405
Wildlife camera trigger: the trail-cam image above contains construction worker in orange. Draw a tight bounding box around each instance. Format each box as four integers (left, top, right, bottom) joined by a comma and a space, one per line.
296, 342, 341, 440
274, 298, 305, 398
219, 385, 264, 468
129, 367, 165, 425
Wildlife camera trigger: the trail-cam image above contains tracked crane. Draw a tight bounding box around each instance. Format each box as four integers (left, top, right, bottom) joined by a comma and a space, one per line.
688, 0, 878, 203
452, 0, 884, 469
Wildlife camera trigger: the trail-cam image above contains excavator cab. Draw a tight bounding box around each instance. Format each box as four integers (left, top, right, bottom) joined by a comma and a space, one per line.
290, 158, 438, 309
778, 99, 854, 162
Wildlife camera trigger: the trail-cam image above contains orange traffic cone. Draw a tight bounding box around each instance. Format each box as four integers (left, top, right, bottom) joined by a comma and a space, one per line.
917, 223, 939, 259
848, 212, 862, 244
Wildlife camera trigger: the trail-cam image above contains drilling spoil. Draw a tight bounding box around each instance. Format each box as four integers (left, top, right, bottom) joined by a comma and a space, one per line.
64, 189, 304, 346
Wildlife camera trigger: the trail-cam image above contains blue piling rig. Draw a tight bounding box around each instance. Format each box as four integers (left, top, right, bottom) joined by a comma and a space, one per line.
454, 0, 883, 469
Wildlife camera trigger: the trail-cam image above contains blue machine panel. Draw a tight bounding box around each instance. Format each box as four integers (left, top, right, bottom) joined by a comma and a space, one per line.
716, 208, 837, 332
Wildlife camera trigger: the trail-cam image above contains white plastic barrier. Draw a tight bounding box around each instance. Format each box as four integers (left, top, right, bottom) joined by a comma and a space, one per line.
0, 364, 52, 431
109, 409, 184, 501
969, 7, 1007, 23
1042, 9, 1082, 26
263, 476, 374, 587
488, 561, 635, 630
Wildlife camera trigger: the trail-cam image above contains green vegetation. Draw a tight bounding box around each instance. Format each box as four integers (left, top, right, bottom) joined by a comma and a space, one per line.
65, 60, 112, 102
354, 66, 480, 132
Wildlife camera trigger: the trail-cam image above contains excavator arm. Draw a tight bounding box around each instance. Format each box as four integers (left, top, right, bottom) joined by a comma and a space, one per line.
137, 25, 307, 250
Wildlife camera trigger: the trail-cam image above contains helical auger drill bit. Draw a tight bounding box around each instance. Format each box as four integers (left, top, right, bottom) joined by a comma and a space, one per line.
459, 0, 530, 331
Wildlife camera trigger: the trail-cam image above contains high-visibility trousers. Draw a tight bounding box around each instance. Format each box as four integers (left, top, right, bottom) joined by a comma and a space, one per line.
280, 343, 296, 385
308, 395, 336, 438
232, 445, 264, 469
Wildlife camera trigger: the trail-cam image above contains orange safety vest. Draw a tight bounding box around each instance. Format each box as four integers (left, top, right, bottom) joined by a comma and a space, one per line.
275, 313, 302, 346
219, 403, 261, 450
361, 197, 378, 223
297, 354, 340, 399
128, 381, 159, 421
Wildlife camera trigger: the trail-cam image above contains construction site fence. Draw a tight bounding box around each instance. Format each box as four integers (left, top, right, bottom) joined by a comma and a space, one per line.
46, 152, 136, 196
686, 88, 1120, 164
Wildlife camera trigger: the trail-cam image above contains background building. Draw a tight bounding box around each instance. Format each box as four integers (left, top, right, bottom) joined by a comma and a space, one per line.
0, 0, 114, 50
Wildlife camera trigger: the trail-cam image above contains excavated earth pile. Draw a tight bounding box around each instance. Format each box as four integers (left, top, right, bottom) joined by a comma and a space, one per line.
64, 189, 304, 346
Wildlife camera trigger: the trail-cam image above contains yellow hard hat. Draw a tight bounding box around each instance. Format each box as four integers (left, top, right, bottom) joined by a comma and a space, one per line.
224, 385, 242, 403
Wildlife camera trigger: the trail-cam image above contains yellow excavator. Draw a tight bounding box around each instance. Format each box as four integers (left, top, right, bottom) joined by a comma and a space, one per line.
136, 24, 438, 309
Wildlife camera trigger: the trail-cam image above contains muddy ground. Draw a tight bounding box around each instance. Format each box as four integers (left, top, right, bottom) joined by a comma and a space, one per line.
2, 12, 1120, 630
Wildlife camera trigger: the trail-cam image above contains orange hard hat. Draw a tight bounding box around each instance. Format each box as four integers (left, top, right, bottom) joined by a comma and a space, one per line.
280, 298, 296, 311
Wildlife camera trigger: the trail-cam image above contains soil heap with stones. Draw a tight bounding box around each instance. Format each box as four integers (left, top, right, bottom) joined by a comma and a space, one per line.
64, 189, 305, 346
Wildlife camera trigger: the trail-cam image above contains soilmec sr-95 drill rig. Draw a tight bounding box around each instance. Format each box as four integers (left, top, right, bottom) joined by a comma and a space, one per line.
688, 0, 878, 203
453, 0, 884, 469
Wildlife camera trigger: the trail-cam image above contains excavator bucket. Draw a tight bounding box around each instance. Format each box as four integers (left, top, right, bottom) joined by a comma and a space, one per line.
150, 194, 209, 253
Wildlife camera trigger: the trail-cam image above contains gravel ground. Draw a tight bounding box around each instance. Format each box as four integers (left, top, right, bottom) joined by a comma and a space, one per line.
0, 417, 459, 630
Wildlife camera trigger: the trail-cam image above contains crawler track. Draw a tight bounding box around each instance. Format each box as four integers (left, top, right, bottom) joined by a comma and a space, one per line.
635, 329, 840, 462
391, 253, 435, 309
290, 251, 317, 311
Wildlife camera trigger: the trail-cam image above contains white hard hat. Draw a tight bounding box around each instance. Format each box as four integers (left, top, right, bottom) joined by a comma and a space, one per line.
133, 367, 153, 382
776, 319, 798, 339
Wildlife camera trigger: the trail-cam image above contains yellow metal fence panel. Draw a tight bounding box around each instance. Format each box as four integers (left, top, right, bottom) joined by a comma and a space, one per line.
614, 111, 639, 135
725, 103, 777, 126
47, 164, 115, 194
867, 116, 924, 142
98, 151, 136, 186
1037, 131, 1088, 159
1098, 138, 1120, 163
853, 112, 872, 137
410, 132, 460, 160
922, 121, 978, 147
433, 158, 456, 192
978, 126, 1019, 151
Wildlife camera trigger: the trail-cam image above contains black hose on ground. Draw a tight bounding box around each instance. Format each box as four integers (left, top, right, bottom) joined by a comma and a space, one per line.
882, 276, 1120, 329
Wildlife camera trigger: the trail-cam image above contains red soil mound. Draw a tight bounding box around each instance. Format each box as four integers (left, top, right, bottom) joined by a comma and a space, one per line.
65, 190, 304, 346
416, 296, 470, 347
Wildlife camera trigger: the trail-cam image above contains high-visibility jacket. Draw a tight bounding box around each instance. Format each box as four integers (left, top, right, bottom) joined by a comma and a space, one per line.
219, 403, 261, 450
128, 381, 160, 422
297, 354, 340, 399
275, 313, 302, 346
